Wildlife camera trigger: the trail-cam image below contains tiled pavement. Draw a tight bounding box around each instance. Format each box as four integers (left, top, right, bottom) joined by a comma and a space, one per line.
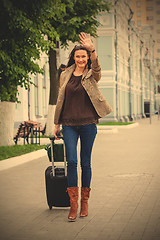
0, 116, 160, 240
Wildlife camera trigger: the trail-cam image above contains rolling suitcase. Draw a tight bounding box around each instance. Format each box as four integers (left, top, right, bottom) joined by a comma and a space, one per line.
45, 132, 70, 209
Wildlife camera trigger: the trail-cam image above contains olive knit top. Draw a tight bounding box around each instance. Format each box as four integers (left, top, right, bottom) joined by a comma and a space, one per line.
59, 73, 99, 126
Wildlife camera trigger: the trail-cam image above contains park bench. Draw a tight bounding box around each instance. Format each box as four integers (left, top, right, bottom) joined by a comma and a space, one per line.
33, 123, 46, 136
24, 120, 42, 144
14, 123, 31, 145
14, 121, 42, 145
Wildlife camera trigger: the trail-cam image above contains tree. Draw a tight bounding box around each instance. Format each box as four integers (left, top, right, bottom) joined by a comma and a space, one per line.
0, 0, 64, 102
0, 0, 64, 145
45, 0, 112, 135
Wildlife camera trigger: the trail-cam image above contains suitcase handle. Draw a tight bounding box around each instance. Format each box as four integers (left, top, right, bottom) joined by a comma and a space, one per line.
49, 129, 63, 141
50, 130, 67, 177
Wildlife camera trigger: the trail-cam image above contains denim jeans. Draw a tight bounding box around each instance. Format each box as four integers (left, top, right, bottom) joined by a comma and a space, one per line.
62, 124, 97, 188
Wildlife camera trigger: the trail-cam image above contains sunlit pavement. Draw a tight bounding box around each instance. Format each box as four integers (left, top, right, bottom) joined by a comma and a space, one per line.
0, 116, 159, 240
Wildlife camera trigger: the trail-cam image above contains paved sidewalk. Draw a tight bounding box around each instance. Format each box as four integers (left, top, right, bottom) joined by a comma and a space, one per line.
0, 116, 160, 240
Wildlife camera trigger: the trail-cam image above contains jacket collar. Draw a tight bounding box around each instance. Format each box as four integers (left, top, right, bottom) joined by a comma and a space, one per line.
64, 64, 92, 81
65, 64, 76, 73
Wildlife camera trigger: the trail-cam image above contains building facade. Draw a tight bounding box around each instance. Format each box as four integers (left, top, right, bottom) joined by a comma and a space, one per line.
131, 0, 160, 84
131, 0, 160, 62
95, 0, 160, 122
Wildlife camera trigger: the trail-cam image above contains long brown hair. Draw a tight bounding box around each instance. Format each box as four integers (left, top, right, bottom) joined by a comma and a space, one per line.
67, 45, 91, 69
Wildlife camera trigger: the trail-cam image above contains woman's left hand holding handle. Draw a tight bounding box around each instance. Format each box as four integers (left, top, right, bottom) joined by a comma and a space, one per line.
54, 124, 61, 140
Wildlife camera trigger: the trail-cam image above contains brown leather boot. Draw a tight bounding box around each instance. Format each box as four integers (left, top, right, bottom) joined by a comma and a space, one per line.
67, 187, 79, 221
80, 187, 91, 217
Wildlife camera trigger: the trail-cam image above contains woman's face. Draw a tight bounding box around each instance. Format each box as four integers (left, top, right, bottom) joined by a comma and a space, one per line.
74, 50, 89, 69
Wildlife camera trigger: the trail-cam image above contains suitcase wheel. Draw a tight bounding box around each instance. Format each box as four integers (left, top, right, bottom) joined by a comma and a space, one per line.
49, 205, 52, 210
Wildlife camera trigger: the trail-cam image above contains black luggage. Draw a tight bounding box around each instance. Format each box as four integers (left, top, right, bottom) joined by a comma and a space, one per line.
45, 132, 70, 209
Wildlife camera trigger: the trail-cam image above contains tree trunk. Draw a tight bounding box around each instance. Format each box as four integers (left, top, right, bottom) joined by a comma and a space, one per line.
48, 48, 59, 105
0, 101, 15, 146
45, 47, 59, 136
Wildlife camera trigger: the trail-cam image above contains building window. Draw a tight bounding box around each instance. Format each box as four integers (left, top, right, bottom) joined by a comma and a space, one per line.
34, 74, 39, 116
137, 20, 141, 26
137, 1, 141, 7
147, 7, 153, 11
137, 11, 141, 17
147, 16, 153, 20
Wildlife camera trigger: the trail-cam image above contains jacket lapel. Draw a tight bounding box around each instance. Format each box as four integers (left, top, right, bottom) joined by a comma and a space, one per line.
82, 68, 92, 80
61, 64, 75, 88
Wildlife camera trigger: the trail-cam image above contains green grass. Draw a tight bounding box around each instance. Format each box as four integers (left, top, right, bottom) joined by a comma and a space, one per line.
98, 122, 134, 126
0, 144, 46, 161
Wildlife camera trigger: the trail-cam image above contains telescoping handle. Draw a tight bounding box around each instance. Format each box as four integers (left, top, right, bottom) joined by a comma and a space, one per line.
49, 130, 67, 177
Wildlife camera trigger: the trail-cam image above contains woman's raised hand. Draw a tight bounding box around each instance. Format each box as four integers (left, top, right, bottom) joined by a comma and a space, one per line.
79, 32, 94, 51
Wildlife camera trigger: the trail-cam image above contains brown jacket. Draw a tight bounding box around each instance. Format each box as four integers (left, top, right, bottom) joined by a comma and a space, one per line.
54, 58, 112, 125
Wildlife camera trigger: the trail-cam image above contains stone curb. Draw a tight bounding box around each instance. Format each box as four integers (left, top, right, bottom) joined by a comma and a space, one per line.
97, 128, 118, 134
97, 122, 139, 130
0, 149, 47, 171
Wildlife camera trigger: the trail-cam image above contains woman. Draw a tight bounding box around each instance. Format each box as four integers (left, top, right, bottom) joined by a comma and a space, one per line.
54, 32, 112, 221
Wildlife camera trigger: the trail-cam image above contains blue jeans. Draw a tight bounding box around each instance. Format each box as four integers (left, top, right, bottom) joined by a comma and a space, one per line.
62, 124, 97, 188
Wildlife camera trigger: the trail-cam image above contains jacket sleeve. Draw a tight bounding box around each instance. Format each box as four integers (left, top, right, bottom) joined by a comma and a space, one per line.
91, 57, 101, 82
